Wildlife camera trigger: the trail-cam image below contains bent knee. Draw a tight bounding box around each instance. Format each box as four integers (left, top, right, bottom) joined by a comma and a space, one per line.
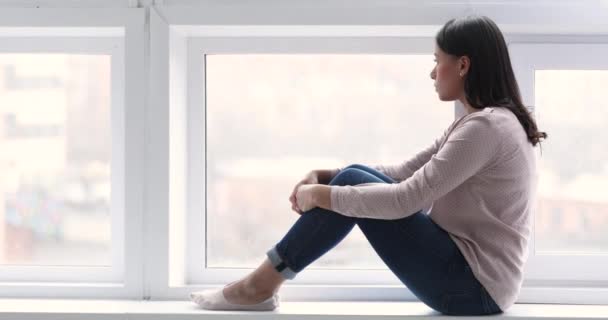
342, 163, 369, 171
331, 167, 370, 186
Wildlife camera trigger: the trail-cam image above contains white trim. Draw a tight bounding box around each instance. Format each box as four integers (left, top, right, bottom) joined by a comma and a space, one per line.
172, 25, 443, 38
0, 27, 123, 37
169, 17, 189, 290
0, 37, 120, 53
154, 2, 608, 34
0, 298, 608, 319
146, 7, 171, 300
154, 4, 467, 27
112, 33, 127, 287
187, 37, 434, 54
0, 8, 142, 26
184, 28, 205, 287
0, 0, 131, 8
123, 7, 146, 301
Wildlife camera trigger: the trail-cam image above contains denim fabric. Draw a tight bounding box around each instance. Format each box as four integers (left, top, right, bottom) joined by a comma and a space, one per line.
266, 164, 503, 315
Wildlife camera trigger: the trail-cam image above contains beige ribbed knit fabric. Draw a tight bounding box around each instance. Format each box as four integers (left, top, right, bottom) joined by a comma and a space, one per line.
330, 106, 538, 311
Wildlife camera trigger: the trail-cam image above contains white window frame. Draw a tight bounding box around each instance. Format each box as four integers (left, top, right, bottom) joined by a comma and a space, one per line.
0, 8, 145, 299
509, 42, 608, 284
149, 2, 608, 305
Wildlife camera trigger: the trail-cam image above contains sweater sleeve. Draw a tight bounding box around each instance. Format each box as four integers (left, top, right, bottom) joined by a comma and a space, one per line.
376, 124, 452, 182
330, 115, 501, 220
335, 125, 452, 183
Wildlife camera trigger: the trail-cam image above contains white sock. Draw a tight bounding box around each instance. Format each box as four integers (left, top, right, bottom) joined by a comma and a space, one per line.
190, 287, 280, 311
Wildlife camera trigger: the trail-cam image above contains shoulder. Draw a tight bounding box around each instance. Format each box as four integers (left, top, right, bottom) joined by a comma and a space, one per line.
448, 107, 507, 155
453, 107, 500, 133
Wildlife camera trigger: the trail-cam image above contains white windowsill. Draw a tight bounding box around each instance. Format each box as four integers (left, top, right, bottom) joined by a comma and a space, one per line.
0, 299, 608, 319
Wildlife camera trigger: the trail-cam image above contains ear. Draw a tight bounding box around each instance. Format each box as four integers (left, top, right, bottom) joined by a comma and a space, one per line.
459, 56, 470, 75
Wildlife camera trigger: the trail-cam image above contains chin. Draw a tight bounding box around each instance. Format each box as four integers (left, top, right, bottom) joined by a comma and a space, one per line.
437, 93, 456, 102
437, 94, 449, 101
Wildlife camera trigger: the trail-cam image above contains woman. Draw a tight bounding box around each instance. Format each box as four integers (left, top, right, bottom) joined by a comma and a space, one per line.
190, 15, 547, 315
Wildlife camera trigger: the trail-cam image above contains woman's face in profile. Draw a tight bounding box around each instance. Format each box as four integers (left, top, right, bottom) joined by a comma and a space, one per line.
430, 44, 466, 102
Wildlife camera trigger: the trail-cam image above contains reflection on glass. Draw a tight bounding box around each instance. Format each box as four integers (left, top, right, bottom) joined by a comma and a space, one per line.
205, 54, 453, 269
0, 54, 112, 265
535, 70, 608, 254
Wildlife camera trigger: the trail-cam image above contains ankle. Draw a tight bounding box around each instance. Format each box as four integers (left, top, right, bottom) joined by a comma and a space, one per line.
242, 277, 276, 296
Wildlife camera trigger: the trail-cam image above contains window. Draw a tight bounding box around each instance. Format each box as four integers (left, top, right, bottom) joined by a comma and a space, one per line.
0, 7, 144, 298
509, 43, 608, 283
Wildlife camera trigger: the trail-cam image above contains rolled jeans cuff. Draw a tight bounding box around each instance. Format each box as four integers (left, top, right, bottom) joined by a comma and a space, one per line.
266, 245, 298, 280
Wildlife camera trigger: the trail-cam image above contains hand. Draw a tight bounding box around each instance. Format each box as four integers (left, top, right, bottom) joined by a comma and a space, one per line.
295, 184, 319, 213
289, 171, 319, 215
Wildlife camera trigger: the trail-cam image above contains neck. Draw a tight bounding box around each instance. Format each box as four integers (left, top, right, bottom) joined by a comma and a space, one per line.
459, 99, 477, 114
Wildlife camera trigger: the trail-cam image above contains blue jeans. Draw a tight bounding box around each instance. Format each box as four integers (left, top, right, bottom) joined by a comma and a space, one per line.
266, 164, 503, 315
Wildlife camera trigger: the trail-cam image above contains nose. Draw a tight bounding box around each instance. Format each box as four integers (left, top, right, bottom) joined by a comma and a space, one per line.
430, 69, 436, 80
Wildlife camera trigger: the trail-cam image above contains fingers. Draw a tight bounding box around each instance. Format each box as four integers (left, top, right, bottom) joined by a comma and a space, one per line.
291, 199, 302, 214
289, 188, 302, 215
289, 182, 304, 212
289, 190, 298, 206
289, 183, 302, 202
291, 203, 302, 215
289, 177, 309, 215
294, 193, 302, 214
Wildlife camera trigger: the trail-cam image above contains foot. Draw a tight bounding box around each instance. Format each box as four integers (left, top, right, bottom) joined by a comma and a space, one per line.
222, 279, 275, 305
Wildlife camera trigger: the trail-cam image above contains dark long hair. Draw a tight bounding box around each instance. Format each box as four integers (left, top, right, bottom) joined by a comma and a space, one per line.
435, 15, 547, 147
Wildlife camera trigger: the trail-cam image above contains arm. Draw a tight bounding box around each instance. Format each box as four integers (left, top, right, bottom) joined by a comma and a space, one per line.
386, 123, 456, 182
354, 125, 453, 183
329, 116, 501, 220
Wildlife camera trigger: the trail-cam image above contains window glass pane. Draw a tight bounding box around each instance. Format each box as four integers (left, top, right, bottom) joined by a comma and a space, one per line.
206, 54, 453, 269
535, 70, 608, 254
0, 54, 111, 265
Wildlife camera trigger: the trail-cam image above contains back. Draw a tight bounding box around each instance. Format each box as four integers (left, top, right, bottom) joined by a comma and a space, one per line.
430, 106, 538, 312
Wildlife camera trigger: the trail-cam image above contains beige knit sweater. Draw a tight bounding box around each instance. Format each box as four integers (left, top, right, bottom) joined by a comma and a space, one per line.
330, 106, 538, 311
